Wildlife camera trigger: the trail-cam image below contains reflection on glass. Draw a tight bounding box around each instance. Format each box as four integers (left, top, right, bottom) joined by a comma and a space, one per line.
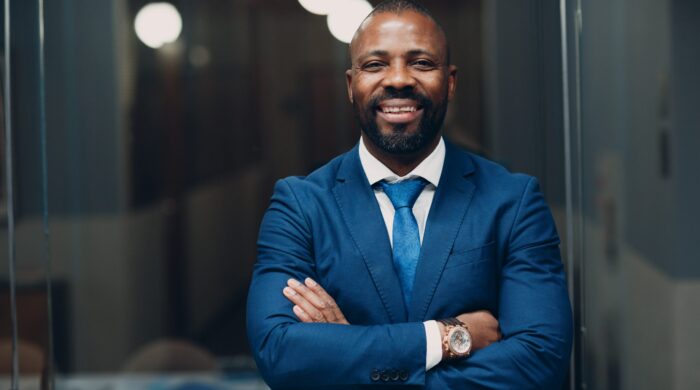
577, 1, 700, 389
2, 0, 54, 388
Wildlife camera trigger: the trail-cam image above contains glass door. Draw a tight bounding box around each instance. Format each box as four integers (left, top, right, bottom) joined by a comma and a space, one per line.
565, 0, 700, 389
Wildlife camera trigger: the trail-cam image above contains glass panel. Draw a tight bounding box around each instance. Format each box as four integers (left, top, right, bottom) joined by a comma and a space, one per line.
481, 0, 567, 240
1, 0, 55, 389
43, 1, 271, 386
0, 0, 15, 385
561, 1, 585, 388
576, 0, 700, 389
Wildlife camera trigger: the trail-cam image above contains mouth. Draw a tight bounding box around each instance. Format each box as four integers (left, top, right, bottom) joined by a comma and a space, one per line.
376, 99, 424, 124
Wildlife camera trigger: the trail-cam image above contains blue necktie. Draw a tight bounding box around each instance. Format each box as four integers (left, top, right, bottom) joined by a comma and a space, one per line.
379, 178, 427, 309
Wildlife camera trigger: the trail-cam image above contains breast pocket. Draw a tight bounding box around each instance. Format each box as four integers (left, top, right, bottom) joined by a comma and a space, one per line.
433, 241, 498, 312
444, 241, 496, 270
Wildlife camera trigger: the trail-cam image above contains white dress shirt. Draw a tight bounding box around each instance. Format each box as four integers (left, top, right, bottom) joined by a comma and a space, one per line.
358, 136, 444, 371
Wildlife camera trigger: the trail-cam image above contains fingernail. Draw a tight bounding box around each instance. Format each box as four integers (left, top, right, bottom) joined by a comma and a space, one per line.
305, 277, 317, 287
283, 287, 296, 296
293, 305, 303, 315
288, 279, 300, 287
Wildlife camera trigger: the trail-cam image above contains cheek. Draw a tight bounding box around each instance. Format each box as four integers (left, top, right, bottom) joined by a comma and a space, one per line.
426, 81, 449, 100
352, 76, 382, 100
350, 85, 367, 105
418, 74, 450, 97
352, 92, 379, 114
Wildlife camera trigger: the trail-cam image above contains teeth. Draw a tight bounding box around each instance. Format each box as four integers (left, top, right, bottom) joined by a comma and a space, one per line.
382, 106, 417, 113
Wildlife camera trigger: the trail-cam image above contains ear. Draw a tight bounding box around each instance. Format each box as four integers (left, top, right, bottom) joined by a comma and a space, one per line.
345, 69, 354, 103
447, 65, 458, 101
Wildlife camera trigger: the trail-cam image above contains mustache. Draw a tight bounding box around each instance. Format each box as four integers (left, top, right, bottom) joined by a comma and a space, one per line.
368, 89, 432, 110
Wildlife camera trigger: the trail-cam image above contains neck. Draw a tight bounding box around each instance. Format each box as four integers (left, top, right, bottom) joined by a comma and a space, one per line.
363, 135, 441, 177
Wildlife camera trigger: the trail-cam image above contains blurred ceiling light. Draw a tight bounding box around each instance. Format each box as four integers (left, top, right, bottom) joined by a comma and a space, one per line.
134, 2, 182, 49
327, 0, 373, 44
298, 0, 344, 15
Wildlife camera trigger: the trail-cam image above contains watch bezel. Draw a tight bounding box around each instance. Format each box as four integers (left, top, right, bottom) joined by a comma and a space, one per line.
447, 325, 472, 355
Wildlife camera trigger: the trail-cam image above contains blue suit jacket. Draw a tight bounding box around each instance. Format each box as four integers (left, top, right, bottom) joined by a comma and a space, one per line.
247, 142, 572, 389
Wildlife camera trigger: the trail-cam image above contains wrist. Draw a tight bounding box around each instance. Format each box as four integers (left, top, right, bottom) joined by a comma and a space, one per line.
438, 317, 472, 360
436, 321, 447, 359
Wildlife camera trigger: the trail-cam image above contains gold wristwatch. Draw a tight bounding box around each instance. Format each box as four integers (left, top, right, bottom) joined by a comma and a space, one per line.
438, 318, 472, 359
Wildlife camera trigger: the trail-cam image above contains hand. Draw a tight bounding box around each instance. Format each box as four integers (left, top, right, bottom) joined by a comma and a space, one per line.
283, 278, 349, 325
438, 310, 501, 352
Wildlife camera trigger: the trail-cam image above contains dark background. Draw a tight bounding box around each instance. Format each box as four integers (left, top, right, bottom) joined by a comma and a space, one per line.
2, 1, 699, 389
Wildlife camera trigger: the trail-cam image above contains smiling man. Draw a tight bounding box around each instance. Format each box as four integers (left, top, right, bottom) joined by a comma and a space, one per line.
246, 1, 572, 389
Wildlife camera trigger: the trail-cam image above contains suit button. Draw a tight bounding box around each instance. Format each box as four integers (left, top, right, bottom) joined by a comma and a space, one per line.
370, 369, 380, 381
389, 369, 399, 381
380, 370, 390, 382
399, 370, 409, 381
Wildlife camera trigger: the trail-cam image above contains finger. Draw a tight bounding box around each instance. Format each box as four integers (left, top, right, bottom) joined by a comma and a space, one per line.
288, 279, 327, 308
305, 278, 348, 324
292, 305, 314, 323
283, 286, 325, 322
288, 279, 335, 321
304, 278, 336, 307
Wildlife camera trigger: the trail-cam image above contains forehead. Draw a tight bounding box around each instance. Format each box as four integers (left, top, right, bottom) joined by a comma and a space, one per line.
351, 11, 446, 61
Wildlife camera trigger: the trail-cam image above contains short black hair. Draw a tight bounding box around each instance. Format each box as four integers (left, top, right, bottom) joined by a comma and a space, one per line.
370, 0, 433, 17
362, 0, 451, 64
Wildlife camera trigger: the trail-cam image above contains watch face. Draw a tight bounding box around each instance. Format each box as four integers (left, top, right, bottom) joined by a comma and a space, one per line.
448, 327, 472, 355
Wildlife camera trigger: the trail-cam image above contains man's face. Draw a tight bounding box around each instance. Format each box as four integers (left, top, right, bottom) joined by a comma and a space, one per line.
346, 11, 457, 155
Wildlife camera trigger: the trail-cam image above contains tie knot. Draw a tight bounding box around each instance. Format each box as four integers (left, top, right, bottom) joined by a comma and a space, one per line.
379, 178, 427, 209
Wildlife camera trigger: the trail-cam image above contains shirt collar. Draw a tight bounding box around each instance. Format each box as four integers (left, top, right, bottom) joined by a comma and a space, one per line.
358, 135, 445, 187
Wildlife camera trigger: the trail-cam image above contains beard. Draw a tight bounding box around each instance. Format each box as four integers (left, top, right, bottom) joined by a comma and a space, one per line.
353, 88, 448, 155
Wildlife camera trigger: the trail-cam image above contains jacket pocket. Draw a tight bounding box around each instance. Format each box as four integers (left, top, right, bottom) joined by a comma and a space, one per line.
444, 241, 495, 269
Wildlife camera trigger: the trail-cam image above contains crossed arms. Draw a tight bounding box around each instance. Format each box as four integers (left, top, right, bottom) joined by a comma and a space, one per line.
246, 177, 573, 389
282, 276, 501, 358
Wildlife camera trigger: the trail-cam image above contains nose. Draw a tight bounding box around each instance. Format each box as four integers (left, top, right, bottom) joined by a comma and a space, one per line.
381, 62, 416, 90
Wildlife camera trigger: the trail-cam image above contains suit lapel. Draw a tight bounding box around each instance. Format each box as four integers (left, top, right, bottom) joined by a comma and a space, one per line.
332, 146, 408, 323
408, 143, 477, 321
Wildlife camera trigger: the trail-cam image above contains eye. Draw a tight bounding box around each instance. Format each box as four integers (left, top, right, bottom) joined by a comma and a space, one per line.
362, 61, 386, 71
412, 59, 436, 70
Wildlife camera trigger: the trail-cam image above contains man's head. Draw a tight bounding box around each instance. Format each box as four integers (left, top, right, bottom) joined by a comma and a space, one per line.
346, 0, 457, 157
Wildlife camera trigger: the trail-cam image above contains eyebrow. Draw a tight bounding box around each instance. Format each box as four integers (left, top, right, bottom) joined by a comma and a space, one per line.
355, 49, 440, 64
356, 50, 389, 63
406, 49, 438, 58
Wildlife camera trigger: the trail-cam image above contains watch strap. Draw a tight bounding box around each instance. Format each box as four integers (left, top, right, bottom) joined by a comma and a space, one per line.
439, 317, 464, 327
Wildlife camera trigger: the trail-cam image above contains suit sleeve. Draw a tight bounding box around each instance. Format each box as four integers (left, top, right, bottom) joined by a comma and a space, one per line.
247, 179, 427, 389
426, 177, 573, 389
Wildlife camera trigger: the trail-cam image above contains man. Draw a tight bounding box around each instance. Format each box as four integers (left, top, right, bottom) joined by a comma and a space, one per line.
247, 1, 572, 388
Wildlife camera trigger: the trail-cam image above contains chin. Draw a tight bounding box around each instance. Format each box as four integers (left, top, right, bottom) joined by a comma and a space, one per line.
361, 116, 439, 155
377, 133, 432, 155
378, 122, 418, 137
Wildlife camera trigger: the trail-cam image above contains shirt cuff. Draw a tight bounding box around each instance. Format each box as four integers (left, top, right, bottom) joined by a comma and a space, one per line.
423, 320, 442, 370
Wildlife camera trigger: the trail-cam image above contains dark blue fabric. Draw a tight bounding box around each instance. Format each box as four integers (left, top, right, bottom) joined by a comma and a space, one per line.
379, 179, 427, 309
246, 141, 573, 389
